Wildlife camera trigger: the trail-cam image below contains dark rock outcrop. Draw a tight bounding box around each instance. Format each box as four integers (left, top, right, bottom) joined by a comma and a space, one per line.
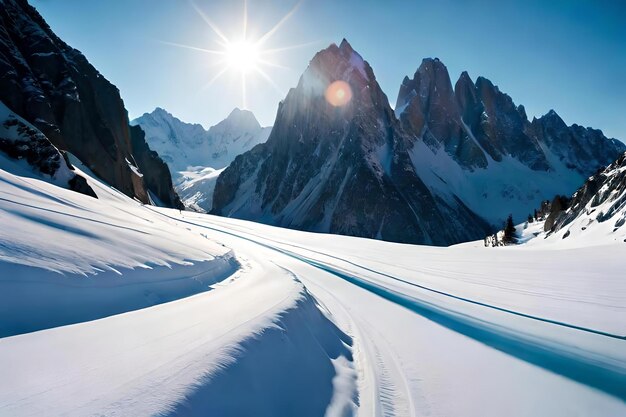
212, 40, 491, 245
129, 125, 184, 208
546, 152, 626, 234
0, 0, 181, 207
0, 101, 96, 197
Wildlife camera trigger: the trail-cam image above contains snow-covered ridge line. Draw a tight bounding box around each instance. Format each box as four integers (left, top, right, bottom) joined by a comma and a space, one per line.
0, 153, 240, 337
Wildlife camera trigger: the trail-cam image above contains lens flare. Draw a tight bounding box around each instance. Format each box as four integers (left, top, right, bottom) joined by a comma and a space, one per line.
325, 80, 352, 107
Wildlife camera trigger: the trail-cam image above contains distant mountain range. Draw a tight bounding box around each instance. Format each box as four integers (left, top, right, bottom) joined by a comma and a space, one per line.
132, 108, 270, 212
1, 0, 623, 247
212, 40, 624, 245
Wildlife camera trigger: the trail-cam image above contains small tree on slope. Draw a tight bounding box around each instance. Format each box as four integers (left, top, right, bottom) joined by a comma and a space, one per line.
503, 214, 517, 244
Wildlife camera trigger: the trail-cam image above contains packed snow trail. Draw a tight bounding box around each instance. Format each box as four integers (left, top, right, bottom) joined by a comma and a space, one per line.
157, 211, 626, 416
0, 250, 357, 417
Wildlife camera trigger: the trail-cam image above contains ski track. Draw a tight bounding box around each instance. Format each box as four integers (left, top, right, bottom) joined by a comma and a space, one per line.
162, 212, 626, 403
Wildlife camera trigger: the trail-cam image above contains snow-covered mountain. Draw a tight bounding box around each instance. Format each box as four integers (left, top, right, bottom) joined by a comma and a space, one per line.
212, 43, 624, 245
397, 58, 625, 227
132, 107, 270, 211
0, 0, 182, 208
212, 40, 492, 245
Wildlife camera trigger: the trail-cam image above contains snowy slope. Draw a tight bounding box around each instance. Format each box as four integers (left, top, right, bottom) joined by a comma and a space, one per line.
0, 152, 238, 336
0, 154, 357, 416
511, 152, 626, 248
1, 154, 625, 416
409, 137, 587, 226
131, 108, 270, 212
176, 166, 225, 212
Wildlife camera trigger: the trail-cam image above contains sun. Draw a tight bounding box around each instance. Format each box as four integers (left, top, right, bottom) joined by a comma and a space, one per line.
162, 0, 316, 109
225, 40, 260, 73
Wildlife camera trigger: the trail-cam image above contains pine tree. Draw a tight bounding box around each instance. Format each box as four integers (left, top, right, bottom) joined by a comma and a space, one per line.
503, 214, 516, 244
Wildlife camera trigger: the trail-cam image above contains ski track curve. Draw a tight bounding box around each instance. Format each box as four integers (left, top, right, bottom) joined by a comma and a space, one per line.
161, 211, 626, 403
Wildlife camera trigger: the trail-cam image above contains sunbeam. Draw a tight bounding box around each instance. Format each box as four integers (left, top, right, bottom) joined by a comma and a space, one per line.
256, 66, 287, 97
201, 66, 229, 91
256, 0, 303, 46
158, 40, 224, 56
188, 0, 230, 44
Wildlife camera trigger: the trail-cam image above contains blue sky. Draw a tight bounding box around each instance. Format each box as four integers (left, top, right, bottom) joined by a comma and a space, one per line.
32, 0, 625, 140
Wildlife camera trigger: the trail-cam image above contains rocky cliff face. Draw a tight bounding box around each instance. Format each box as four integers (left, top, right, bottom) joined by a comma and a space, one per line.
212, 40, 491, 245
0, 100, 96, 196
545, 152, 626, 238
129, 125, 183, 208
396, 58, 625, 227
0, 0, 181, 208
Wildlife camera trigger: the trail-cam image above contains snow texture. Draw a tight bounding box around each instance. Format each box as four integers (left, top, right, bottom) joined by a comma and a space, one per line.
0, 152, 624, 416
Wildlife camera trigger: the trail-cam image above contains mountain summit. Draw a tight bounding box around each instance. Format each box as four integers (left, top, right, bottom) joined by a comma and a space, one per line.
212, 40, 491, 245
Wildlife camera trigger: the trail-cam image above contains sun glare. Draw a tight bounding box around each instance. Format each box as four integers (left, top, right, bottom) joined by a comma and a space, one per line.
162, 0, 314, 109
226, 41, 259, 73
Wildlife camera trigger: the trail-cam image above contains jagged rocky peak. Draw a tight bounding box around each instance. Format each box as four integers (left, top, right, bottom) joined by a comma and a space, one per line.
396, 58, 488, 169
537, 109, 567, 128
396, 57, 455, 112
392, 56, 625, 229
454, 70, 482, 129
289, 38, 377, 113
260, 38, 395, 159
531, 109, 625, 175
212, 40, 492, 246
0, 0, 182, 208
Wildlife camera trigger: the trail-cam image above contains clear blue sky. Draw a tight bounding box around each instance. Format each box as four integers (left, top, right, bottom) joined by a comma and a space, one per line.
32, 0, 625, 140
